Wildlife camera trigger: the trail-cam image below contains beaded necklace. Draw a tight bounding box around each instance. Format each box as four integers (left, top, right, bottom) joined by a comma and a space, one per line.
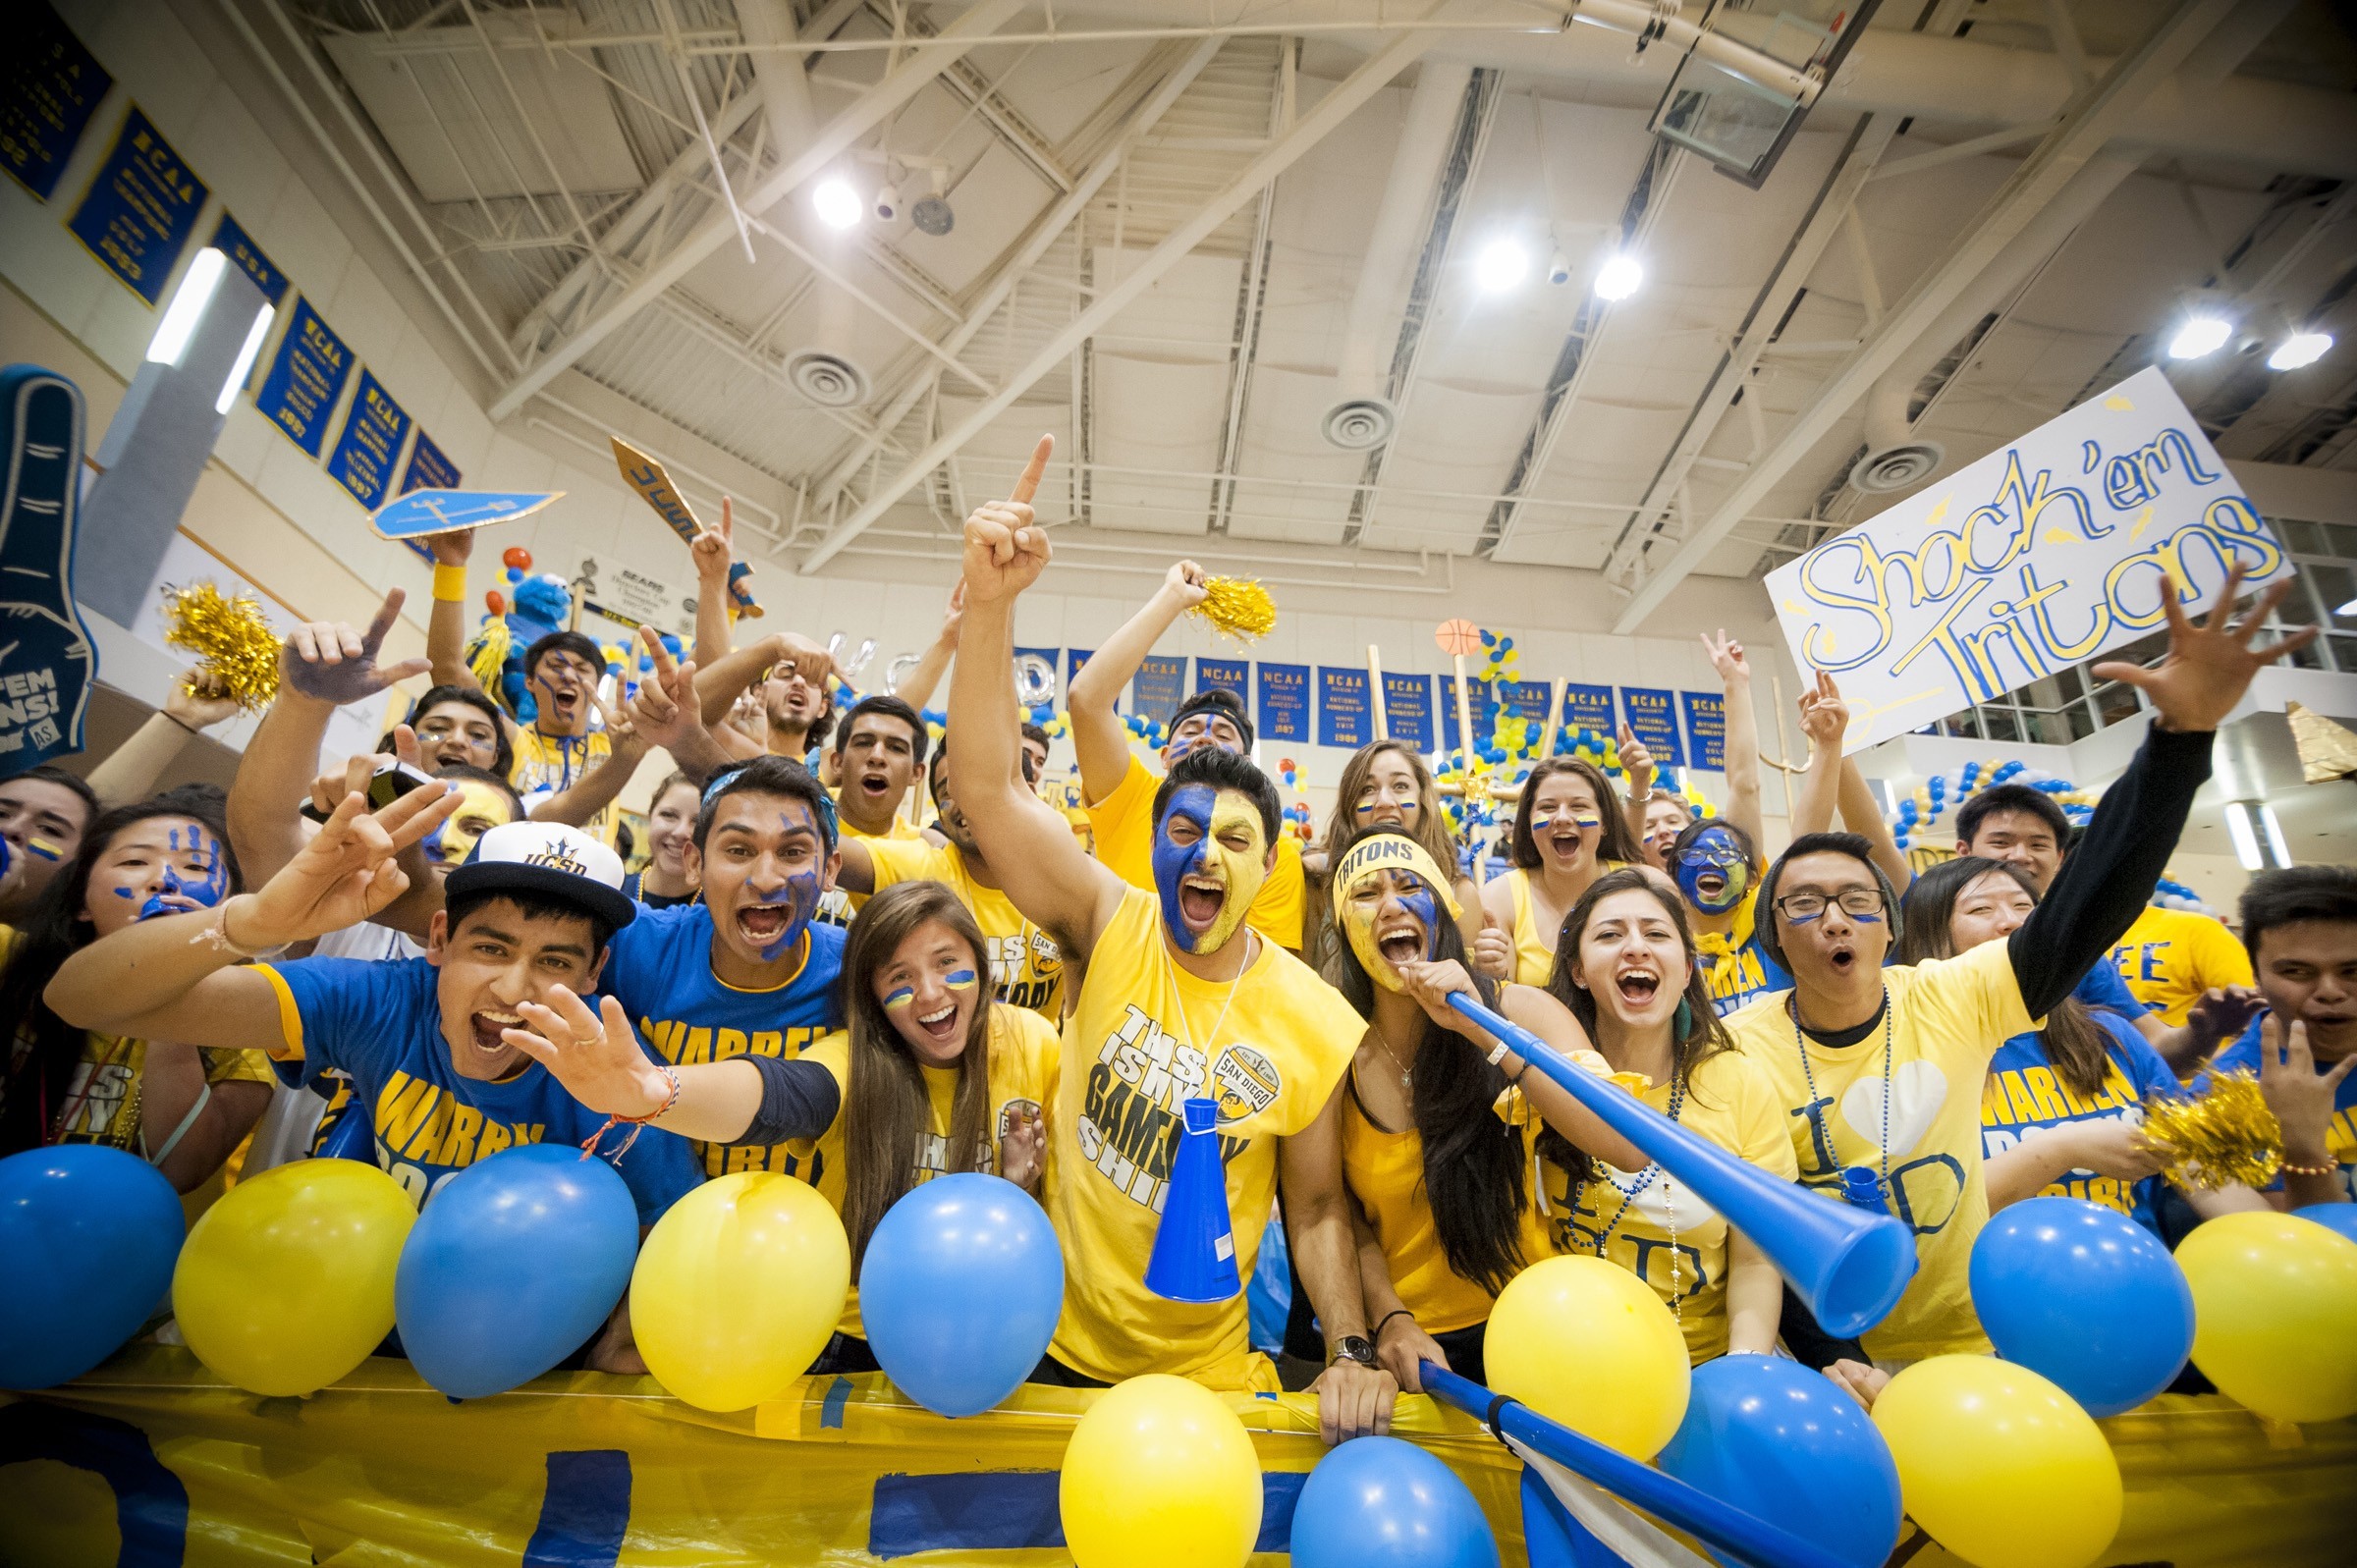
1575, 1064, 1688, 1328
1790, 993, 1897, 1210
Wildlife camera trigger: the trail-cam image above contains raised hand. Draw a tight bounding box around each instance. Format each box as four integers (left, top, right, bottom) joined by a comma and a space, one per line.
425, 528, 473, 568
1702, 629, 1749, 685
1797, 669, 1848, 752
282, 588, 432, 705
961, 435, 1055, 603
1617, 723, 1655, 790
1474, 910, 1513, 981
2185, 985, 2266, 1057
165, 670, 242, 731
935, 577, 967, 644
628, 623, 705, 753
767, 630, 838, 691
237, 768, 460, 946
1163, 559, 1210, 610
504, 987, 676, 1118
1001, 1102, 1046, 1192
2090, 563, 2318, 733
596, 684, 640, 752
690, 495, 735, 584
2258, 1015, 2357, 1171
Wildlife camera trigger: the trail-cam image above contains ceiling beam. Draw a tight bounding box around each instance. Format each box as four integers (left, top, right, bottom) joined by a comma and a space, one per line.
1607, 0, 2244, 635
486, 0, 1028, 422
797, 24, 1438, 574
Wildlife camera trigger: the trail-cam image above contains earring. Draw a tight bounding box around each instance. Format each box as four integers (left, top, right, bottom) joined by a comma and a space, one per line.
1673, 997, 1693, 1042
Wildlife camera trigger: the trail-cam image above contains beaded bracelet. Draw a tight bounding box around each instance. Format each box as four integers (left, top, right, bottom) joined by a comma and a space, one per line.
581, 1064, 683, 1162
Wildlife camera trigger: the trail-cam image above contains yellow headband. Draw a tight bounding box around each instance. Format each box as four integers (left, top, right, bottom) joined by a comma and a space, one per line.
1331, 833, 1462, 921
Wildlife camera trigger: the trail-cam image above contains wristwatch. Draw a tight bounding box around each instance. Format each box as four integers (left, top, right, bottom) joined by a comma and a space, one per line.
1328, 1335, 1377, 1369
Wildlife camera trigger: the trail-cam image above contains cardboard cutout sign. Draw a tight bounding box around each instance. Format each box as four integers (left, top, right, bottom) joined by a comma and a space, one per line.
0, 365, 96, 769
370, 488, 563, 541
610, 436, 761, 618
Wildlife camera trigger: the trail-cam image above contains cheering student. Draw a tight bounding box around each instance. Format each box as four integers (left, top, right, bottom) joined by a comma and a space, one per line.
2203, 866, 2356, 1210
1724, 566, 2313, 1366
949, 436, 1393, 1445
1537, 868, 1794, 1362
0, 788, 269, 1196
832, 737, 1066, 1017
386, 683, 514, 780
626, 773, 702, 909
1066, 561, 1307, 954
504, 880, 1056, 1376
1325, 832, 1646, 1389
0, 766, 99, 927
1321, 742, 1482, 948
689, 625, 840, 765
810, 694, 932, 931
1899, 856, 2264, 1229
1477, 757, 1645, 987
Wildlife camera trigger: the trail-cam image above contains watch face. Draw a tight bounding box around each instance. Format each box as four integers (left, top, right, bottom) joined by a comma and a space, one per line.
1333, 1335, 1377, 1367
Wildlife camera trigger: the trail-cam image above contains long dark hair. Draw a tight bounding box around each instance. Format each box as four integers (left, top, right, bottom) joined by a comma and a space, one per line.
1899, 856, 2112, 1098
1325, 742, 1461, 886
1509, 758, 1644, 872
839, 882, 994, 1267
1543, 868, 1734, 1193
1330, 871, 1526, 1298
0, 787, 246, 1155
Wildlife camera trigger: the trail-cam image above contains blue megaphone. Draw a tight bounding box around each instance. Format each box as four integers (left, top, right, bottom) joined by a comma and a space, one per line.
1447, 993, 1916, 1339
1143, 1098, 1241, 1304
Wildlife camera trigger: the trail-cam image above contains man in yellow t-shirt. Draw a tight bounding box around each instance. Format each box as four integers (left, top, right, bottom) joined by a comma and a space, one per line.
948, 461, 1395, 1445
1066, 562, 1306, 952
2110, 903, 2255, 1026
837, 740, 1065, 1017
506, 631, 645, 847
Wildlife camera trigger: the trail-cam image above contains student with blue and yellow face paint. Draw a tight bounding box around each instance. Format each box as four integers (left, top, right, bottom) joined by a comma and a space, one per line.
1672, 818, 1790, 1019
503, 879, 1057, 1378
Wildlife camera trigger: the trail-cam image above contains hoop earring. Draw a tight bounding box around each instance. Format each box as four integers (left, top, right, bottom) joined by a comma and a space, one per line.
1673, 997, 1694, 1043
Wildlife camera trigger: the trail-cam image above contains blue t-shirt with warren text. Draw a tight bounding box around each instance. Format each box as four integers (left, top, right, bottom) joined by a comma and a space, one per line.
257, 956, 700, 1223
601, 902, 846, 1176
2072, 958, 2151, 1025
2206, 1016, 2357, 1201
1980, 1009, 2179, 1235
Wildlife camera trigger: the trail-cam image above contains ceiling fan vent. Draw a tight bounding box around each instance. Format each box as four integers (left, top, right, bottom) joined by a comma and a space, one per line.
788, 350, 870, 407
1321, 397, 1397, 451
1849, 440, 1946, 495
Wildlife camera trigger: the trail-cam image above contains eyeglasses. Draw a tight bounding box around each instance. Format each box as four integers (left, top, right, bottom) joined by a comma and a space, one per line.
1774, 889, 1886, 921
1679, 843, 1744, 869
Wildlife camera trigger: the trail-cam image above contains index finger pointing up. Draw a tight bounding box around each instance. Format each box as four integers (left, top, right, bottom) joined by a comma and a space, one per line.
1011, 433, 1054, 505
639, 622, 677, 681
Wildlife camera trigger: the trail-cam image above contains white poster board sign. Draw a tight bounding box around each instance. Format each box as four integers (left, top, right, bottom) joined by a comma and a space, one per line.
568, 554, 697, 642
1767, 366, 2294, 753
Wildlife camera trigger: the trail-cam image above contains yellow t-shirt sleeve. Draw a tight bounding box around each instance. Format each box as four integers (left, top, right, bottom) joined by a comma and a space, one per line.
802, 1031, 851, 1095
1915, 939, 2036, 1068
1729, 1051, 1801, 1182
1246, 836, 1307, 949
201, 1047, 276, 1085
1083, 753, 1158, 888
865, 837, 947, 891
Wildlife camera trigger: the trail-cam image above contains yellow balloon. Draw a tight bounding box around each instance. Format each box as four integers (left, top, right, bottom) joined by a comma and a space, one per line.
2177, 1210, 2357, 1424
1060, 1374, 1261, 1568
630, 1171, 850, 1412
173, 1160, 415, 1397
1484, 1255, 1688, 1458
1873, 1355, 2121, 1568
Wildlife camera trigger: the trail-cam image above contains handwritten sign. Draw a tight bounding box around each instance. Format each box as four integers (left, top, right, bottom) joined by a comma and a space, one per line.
1132, 654, 1185, 726
1319, 667, 1371, 748
327, 369, 411, 509
1196, 658, 1249, 707
1681, 690, 1727, 772
4, 3, 112, 201
1382, 673, 1433, 749
1619, 686, 1684, 767
0, 366, 95, 769
610, 436, 758, 617
254, 297, 353, 457
371, 488, 560, 541
210, 211, 287, 305
1769, 366, 2293, 753
68, 105, 208, 304
1256, 661, 1308, 743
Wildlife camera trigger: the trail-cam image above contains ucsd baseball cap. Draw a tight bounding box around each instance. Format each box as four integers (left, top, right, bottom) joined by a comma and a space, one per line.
444, 821, 637, 932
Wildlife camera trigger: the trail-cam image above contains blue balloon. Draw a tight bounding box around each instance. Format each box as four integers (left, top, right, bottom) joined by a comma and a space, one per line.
0, 1146, 185, 1389
395, 1144, 637, 1399
1290, 1434, 1498, 1568
1969, 1195, 2192, 1416
860, 1173, 1062, 1418
2293, 1203, 2357, 1245
1656, 1356, 1900, 1568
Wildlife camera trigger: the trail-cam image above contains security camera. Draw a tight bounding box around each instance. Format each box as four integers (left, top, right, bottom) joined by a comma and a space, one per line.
874, 184, 901, 222
1548, 249, 1572, 286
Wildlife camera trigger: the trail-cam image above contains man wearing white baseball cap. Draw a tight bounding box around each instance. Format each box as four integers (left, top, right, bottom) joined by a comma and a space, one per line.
44, 785, 700, 1227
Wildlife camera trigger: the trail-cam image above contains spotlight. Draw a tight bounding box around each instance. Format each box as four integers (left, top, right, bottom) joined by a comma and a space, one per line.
147, 248, 227, 368
1475, 239, 1529, 292
2166, 314, 2231, 359
873, 184, 902, 223
2268, 331, 2332, 371
813, 179, 862, 230
1594, 252, 1644, 301
1547, 249, 1572, 286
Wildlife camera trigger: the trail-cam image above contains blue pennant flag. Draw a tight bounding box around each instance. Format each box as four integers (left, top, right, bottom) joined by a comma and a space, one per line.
371, 488, 563, 541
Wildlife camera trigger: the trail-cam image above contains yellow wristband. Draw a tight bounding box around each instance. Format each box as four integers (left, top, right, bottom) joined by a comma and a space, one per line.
432, 563, 468, 602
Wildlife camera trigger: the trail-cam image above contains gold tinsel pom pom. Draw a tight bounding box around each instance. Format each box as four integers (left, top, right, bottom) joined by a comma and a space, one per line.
1191, 576, 1276, 645
2140, 1070, 2282, 1191
162, 581, 281, 713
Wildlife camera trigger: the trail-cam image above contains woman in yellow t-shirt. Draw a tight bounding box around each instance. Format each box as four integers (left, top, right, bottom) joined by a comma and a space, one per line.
507, 881, 1054, 1375
1539, 868, 1794, 1364
1477, 758, 1645, 988
0, 792, 271, 1196
1325, 832, 1649, 1390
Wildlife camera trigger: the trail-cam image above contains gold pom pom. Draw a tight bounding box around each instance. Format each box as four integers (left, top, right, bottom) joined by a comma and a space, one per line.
1190, 576, 1276, 645
2140, 1070, 2282, 1191
161, 581, 281, 713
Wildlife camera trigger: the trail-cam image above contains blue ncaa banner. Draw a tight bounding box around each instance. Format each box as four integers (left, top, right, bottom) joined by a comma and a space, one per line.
1067, 648, 1093, 687
1196, 658, 1248, 706
1256, 662, 1308, 744
1318, 668, 1370, 749
3, 3, 113, 201
254, 297, 354, 458
210, 212, 288, 305
1130, 655, 1185, 725
68, 105, 209, 305
327, 369, 412, 510
1561, 682, 1615, 743
1619, 686, 1684, 767
0, 366, 96, 770
1381, 673, 1433, 749
1681, 690, 1727, 772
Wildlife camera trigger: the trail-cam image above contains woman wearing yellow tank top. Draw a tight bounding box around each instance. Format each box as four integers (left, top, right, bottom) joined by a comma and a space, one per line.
1477, 758, 1646, 988
1326, 833, 1647, 1390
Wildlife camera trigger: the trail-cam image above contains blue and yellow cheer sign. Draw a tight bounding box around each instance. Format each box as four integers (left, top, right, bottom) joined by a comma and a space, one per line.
371, 488, 563, 542
1767, 365, 2292, 753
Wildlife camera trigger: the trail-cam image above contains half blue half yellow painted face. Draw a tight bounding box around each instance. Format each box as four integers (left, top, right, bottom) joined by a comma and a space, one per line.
1330, 833, 1462, 993
1151, 784, 1270, 954
1675, 824, 1750, 915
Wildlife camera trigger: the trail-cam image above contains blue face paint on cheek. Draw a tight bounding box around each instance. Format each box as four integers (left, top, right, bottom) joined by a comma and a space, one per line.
1399, 881, 1441, 961
883, 986, 915, 1010
944, 969, 979, 991
1151, 784, 1218, 950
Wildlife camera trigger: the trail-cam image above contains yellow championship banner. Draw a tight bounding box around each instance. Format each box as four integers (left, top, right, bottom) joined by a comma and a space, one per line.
4, 1347, 2353, 1567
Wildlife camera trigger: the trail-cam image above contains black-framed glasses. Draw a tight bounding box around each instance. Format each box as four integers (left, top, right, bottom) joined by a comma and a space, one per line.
1774, 889, 1886, 921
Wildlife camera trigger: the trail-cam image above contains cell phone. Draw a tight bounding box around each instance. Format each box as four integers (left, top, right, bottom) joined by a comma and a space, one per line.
300, 758, 438, 823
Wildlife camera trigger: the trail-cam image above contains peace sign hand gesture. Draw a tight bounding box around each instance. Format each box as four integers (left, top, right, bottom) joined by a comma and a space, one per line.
236, 762, 461, 947
282, 588, 432, 705
2091, 563, 2317, 733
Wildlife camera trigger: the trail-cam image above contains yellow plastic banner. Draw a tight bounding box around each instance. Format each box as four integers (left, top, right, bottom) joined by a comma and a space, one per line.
2, 1347, 2351, 1566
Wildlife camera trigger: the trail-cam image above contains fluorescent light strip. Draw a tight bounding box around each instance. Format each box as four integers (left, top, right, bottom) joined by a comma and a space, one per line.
146, 248, 227, 368
217, 303, 275, 414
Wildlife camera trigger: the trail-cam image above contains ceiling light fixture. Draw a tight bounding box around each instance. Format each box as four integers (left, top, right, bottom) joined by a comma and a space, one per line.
147, 248, 226, 368
1475, 239, 1529, 292
813, 179, 862, 231
2268, 331, 2332, 371
1594, 252, 1644, 301
2166, 314, 2231, 359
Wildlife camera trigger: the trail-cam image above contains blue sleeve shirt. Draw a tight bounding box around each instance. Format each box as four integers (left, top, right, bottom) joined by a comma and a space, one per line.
1981, 1011, 2181, 1236
256, 956, 700, 1224
2070, 957, 2151, 1024
600, 904, 848, 1176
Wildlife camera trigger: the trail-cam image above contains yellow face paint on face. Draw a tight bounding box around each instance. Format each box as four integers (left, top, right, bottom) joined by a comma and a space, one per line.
1331, 835, 1460, 993
1195, 793, 1270, 953
429, 781, 516, 867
